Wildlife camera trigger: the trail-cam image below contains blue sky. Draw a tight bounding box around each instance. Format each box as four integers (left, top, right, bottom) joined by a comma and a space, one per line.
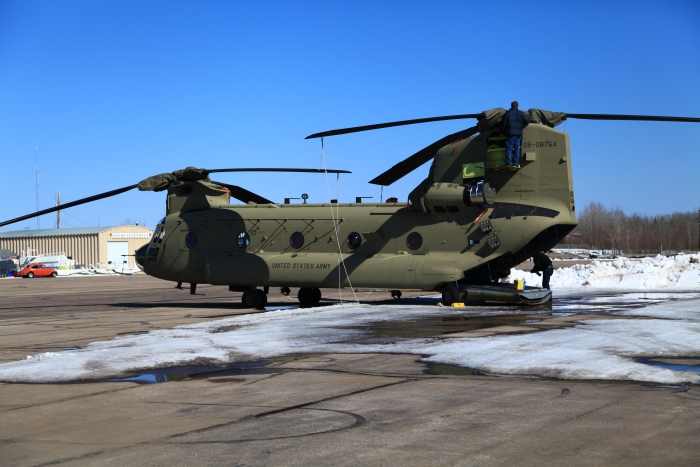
1, 0, 698, 231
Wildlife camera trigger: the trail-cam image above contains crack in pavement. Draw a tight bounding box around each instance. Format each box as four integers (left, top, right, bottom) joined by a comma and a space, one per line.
6, 374, 415, 465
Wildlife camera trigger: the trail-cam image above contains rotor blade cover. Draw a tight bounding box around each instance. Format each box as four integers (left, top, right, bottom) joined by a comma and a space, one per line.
137, 167, 211, 192
476, 108, 506, 132
527, 109, 567, 127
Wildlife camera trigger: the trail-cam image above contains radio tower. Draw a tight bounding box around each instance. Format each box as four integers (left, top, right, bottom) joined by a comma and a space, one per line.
36, 141, 40, 229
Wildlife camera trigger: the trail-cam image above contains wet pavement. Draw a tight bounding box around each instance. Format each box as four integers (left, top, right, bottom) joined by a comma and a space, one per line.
1, 276, 699, 466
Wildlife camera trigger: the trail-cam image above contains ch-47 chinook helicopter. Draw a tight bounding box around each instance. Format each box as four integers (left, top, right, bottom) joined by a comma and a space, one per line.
2, 108, 698, 307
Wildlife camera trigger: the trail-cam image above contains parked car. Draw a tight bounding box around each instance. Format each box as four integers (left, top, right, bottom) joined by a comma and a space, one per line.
20, 263, 57, 278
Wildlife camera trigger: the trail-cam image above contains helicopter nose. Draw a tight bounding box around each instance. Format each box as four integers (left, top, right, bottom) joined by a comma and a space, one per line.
134, 243, 148, 270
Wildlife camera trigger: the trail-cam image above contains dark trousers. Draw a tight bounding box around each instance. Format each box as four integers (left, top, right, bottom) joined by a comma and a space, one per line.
542, 265, 554, 290
505, 135, 522, 166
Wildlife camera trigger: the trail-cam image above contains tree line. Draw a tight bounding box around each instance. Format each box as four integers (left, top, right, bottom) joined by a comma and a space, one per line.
563, 203, 699, 254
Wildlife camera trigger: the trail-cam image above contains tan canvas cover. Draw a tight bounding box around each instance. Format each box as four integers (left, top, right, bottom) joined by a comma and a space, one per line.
526, 109, 567, 127
477, 108, 567, 130
477, 108, 506, 131
137, 167, 210, 192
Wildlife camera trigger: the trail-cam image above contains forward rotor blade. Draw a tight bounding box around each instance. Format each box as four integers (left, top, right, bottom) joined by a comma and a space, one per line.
305, 114, 482, 139
565, 114, 700, 123
206, 168, 351, 174
0, 184, 138, 229
369, 126, 480, 186
210, 181, 274, 205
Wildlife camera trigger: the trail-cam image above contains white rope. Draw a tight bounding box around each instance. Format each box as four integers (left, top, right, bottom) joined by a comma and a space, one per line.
320, 138, 361, 306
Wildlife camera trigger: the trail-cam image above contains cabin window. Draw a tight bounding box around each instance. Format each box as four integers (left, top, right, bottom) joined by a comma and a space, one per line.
290, 232, 305, 249
346, 232, 362, 250
184, 232, 198, 249
406, 232, 423, 250
237, 232, 250, 248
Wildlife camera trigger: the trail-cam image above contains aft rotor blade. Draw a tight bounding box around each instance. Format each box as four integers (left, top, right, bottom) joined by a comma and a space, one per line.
211, 181, 274, 205
566, 114, 700, 123
369, 126, 480, 186
305, 114, 482, 139
0, 184, 138, 229
205, 168, 351, 174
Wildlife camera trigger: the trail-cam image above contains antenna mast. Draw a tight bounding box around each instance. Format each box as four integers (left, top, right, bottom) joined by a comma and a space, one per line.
35, 141, 40, 229
56, 192, 61, 229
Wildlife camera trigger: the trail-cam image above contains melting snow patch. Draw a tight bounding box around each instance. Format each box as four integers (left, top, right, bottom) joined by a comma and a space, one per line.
0, 294, 698, 384
508, 254, 700, 289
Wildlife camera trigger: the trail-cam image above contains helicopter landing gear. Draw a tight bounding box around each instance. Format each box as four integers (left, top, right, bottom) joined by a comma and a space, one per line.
391, 290, 402, 299
242, 288, 267, 308
441, 283, 460, 305
280, 286, 291, 296
298, 287, 321, 305
190, 283, 197, 295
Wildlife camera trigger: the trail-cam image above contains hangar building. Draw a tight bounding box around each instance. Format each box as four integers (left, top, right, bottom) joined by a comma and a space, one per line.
0, 225, 154, 268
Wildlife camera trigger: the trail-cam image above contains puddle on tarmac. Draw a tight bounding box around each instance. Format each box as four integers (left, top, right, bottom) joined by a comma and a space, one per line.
423, 362, 484, 376
552, 292, 699, 315
100, 360, 278, 384
637, 357, 700, 373
350, 314, 550, 339
264, 305, 298, 311
37, 346, 82, 351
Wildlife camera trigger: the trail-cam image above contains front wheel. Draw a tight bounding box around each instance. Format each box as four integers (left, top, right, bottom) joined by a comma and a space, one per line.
242, 289, 261, 308
50, 271, 57, 277
256, 289, 268, 308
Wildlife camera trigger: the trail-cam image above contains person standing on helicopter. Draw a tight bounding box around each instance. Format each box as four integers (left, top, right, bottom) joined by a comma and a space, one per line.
501, 101, 530, 167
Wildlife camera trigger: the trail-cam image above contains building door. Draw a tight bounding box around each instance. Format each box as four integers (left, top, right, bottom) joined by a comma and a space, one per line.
107, 242, 130, 271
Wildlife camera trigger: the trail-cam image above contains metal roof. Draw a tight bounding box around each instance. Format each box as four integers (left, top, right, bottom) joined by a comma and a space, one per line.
0, 248, 17, 257
0, 226, 150, 238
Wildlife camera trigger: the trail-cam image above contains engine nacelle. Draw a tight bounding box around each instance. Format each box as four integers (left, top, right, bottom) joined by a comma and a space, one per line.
422, 182, 496, 212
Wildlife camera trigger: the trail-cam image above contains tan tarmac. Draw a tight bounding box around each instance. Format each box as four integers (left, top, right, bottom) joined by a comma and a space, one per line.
1, 275, 699, 466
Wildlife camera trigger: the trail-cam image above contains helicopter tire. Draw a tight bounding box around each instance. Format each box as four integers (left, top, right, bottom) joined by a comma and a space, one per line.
256, 289, 268, 308
298, 287, 321, 305
280, 286, 291, 296
391, 290, 402, 299
442, 283, 460, 305
242, 289, 261, 308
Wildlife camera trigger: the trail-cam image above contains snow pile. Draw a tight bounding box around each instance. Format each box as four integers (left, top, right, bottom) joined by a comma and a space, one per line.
508, 254, 700, 289
0, 293, 699, 385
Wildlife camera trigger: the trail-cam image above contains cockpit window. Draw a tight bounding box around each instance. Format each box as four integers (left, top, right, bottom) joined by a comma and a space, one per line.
151, 225, 165, 243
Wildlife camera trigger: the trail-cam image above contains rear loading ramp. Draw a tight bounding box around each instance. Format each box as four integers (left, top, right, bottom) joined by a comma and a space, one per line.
459, 283, 552, 305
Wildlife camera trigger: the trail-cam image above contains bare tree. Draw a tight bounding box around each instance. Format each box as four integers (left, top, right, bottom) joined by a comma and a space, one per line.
565, 203, 699, 253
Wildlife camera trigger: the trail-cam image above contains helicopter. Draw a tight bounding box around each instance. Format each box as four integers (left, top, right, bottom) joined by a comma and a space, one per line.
2, 108, 698, 307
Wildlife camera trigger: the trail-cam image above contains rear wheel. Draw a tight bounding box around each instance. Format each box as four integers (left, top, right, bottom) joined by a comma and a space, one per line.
27, 272, 34, 278
442, 283, 460, 305
50, 272, 57, 278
